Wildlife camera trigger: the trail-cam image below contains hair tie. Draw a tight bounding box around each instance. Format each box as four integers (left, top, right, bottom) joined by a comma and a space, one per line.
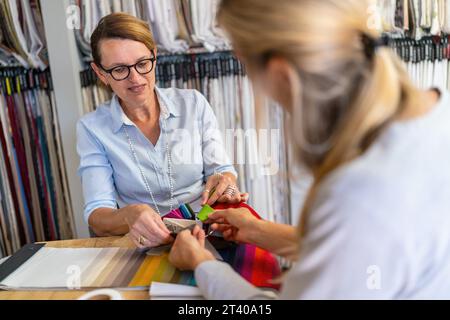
360, 33, 390, 60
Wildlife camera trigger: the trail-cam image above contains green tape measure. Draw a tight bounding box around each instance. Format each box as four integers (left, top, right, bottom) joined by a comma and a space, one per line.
197, 204, 215, 222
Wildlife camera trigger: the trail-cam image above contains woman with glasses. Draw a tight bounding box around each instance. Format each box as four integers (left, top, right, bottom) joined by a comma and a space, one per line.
76, 13, 246, 248
168, 0, 450, 299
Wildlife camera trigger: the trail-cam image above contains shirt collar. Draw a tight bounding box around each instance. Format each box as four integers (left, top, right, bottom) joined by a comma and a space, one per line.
111, 86, 180, 134
155, 86, 181, 119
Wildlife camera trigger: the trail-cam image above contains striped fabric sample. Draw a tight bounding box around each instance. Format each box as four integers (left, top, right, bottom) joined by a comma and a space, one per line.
0, 247, 195, 289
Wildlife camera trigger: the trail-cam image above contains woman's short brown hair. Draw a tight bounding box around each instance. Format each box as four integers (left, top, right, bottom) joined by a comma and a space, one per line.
90, 13, 156, 65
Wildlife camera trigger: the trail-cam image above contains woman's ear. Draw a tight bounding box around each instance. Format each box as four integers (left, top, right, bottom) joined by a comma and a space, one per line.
265, 57, 299, 113
91, 62, 109, 86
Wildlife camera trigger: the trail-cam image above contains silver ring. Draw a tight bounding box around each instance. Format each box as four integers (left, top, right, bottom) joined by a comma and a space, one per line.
224, 185, 237, 196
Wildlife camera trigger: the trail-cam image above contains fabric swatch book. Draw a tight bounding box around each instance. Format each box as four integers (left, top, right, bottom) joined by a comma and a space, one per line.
0, 243, 280, 291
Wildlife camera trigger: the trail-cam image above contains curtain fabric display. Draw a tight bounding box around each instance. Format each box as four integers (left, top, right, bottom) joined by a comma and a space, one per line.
372, 0, 450, 39
80, 71, 112, 115
72, 0, 230, 62
390, 36, 450, 89
0, 0, 48, 69
0, 68, 75, 258
72, 0, 450, 59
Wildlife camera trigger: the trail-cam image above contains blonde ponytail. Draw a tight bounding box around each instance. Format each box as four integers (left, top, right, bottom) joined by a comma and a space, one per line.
300, 49, 420, 228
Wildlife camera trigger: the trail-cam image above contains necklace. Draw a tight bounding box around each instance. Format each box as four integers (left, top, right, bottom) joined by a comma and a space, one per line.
123, 119, 175, 216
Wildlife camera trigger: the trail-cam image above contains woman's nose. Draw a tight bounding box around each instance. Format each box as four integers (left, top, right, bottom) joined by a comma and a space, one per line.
127, 67, 141, 82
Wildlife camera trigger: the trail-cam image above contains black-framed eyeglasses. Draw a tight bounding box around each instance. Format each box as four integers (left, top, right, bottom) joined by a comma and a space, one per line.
99, 51, 156, 81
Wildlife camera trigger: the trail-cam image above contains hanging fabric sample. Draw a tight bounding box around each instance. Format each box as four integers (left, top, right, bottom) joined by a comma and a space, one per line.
389, 35, 450, 89
0, 0, 48, 69
371, 0, 450, 39
0, 68, 75, 258
72, 0, 233, 62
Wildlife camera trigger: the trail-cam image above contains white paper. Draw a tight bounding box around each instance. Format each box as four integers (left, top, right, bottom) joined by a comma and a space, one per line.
149, 281, 203, 297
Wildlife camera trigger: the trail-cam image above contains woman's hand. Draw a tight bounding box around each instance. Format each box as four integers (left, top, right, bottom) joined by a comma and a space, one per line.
124, 204, 173, 248
209, 208, 298, 258
169, 225, 215, 270
201, 172, 249, 205
207, 207, 260, 243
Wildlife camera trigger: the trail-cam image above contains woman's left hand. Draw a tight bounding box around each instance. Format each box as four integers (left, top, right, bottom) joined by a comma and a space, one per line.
201, 172, 249, 206
169, 225, 215, 270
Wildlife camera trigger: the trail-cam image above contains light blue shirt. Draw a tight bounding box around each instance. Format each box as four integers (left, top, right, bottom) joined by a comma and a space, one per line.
76, 87, 237, 224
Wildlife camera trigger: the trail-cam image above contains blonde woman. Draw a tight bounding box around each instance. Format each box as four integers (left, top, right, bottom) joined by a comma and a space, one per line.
168, 0, 450, 299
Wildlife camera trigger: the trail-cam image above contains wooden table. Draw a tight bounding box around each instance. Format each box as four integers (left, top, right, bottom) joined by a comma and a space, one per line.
0, 236, 150, 300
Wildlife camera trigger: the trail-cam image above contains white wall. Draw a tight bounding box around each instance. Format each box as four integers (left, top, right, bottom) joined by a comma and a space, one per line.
40, 0, 89, 238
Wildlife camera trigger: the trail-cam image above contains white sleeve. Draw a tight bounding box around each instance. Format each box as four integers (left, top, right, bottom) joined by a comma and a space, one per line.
195, 261, 277, 300
279, 184, 410, 299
